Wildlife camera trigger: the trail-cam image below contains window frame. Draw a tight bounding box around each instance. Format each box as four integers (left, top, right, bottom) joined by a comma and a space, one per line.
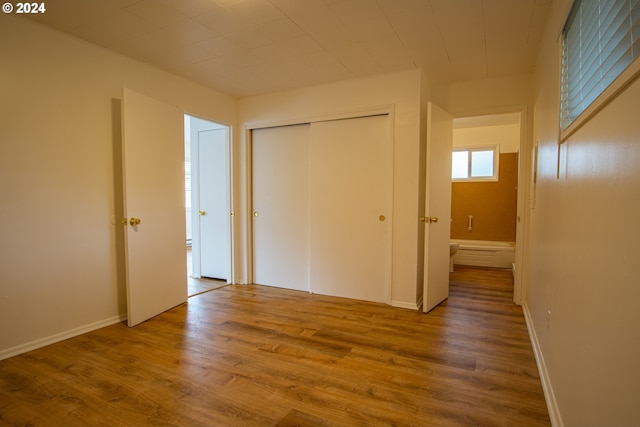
560, 0, 640, 142
451, 145, 500, 182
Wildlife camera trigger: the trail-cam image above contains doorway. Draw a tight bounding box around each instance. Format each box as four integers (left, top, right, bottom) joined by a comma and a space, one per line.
184, 114, 231, 296
449, 112, 522, 289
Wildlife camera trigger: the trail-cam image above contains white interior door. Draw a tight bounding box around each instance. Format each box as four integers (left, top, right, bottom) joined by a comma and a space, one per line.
122, 88, 187, 327
252, 124, 310, 291
309, 115, 392, 303
423, 102, 453, 312
197, 128, 229, 280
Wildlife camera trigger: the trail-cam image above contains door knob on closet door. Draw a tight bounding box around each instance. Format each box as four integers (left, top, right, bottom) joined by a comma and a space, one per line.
198, 210, 206, 216
129, 217, 141, 226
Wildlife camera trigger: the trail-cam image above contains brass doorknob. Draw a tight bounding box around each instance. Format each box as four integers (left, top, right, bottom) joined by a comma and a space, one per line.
198, 210, 206, 216
129, 217, 141, 226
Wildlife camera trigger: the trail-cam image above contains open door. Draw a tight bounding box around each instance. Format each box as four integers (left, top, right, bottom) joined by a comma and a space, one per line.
423, 102, 453, 312
188, 115, 230, 281
122, 88, 187, 327
197, 128, 229, 279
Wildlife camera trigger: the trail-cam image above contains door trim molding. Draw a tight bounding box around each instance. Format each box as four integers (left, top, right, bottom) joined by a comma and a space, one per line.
244, 105, 395, 131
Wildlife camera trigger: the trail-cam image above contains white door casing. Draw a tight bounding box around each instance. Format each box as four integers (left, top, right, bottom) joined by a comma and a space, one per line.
423, 102, 453, 313
121, 88, 187, 327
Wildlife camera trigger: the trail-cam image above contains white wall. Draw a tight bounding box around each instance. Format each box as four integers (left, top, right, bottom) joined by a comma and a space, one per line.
237, 69, 425, 308
0, 16, 236, 357
453, 123, 520, 153
432, 74, 534, 117
528, 1, 640, 425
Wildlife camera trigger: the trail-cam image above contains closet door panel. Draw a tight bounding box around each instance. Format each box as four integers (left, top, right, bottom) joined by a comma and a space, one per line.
252, 124, 310, 291
309, 115, 392, 303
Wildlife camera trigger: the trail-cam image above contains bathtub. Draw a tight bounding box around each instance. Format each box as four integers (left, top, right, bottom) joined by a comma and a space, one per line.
451, 239, 515, 269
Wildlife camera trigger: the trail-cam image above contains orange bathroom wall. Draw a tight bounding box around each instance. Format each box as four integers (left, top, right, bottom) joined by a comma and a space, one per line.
450, 152, 518, 241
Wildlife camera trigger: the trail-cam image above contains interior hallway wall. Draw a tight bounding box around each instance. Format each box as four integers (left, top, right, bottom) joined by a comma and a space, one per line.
431, 74, 534, 117
0, 16, 236, 357
528, 0, 640, 425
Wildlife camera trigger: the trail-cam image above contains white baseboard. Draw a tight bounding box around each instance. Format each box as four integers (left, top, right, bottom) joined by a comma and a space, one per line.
391, 299, 421, 310
522, 304, 563, 427
0, 313, 127, 361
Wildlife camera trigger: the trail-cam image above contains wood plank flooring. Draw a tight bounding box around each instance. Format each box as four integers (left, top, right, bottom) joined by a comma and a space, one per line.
188, 276, 228, 297
0, 266, 550, 426
186, 247, 228, 297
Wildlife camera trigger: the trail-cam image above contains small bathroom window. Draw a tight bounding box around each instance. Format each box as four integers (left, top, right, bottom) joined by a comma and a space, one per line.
452, 146, 499, 181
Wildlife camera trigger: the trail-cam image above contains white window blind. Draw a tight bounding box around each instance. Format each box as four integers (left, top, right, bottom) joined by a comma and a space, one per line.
560, 0, 640, 129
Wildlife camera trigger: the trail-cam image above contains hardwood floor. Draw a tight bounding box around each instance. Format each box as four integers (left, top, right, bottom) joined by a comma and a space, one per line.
188, 276, 228, 297
0, 266, 550, 426
186, 247, 228, 297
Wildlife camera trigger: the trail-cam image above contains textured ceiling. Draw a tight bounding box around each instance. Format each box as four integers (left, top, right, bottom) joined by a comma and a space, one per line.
25, 0, 552, 97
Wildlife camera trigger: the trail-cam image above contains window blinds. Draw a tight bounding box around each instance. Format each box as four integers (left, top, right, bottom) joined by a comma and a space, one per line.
560, 0, 640, 129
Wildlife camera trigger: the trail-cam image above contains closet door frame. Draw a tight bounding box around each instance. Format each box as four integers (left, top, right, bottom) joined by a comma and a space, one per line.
245, 107, 395, 303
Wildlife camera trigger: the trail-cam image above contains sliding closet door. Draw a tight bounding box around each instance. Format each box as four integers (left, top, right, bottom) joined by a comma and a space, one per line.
309, 115, 392, 303
252, 124, 310, 291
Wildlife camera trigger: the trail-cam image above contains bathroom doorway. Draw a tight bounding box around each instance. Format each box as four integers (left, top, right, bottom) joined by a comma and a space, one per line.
450, 112, 524, 299
184, 114, 231, 296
